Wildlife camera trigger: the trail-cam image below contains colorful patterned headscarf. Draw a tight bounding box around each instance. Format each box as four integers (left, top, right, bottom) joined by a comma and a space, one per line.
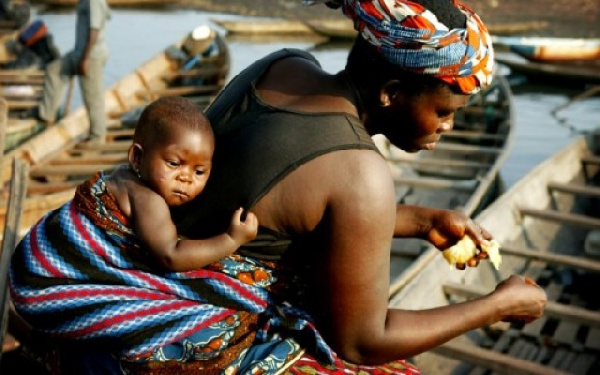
303, 0, 494, 94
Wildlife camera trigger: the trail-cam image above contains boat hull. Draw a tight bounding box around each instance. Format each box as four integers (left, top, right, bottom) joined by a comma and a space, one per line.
389, 135, 600, 374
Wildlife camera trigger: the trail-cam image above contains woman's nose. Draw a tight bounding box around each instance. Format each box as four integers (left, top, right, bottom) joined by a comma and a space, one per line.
439, 116, 454, 133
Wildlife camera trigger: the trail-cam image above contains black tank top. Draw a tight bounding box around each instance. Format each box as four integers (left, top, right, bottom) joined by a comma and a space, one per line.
175, 48, 380, 259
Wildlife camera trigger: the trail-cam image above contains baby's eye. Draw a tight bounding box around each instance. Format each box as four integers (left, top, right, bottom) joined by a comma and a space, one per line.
195, 169, 205, 176
167, 160, 180, 167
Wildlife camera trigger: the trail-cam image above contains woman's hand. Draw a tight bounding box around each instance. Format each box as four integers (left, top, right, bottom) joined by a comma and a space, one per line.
491, 275, 547, 323
424, 209, 493, 269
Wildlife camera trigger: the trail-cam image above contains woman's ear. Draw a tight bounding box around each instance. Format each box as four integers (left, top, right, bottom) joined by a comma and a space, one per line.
379, 80, 403, 107
128, 143, 143, 174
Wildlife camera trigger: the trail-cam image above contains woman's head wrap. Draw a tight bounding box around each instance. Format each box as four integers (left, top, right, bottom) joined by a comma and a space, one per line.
303, 0, 494, 94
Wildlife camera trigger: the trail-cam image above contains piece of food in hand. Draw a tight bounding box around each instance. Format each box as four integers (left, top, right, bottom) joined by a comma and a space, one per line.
442, 236, 502, 270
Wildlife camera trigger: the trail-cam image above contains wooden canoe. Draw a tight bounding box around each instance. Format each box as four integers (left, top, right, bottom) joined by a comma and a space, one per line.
0, 25, 230, 240
493, 36, 600, 62
495, 56, 600, 86
389, 134, 600, 374
1, 34, 48, 154
40, 0, 177, 7
383, 74, 514, 273
212, 17, 550, 40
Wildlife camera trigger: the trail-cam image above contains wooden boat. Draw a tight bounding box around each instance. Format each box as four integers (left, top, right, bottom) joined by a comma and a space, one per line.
492, 36, 600, 62
382, 74, 514, 271
40, 0, 177, 7
0, 24, 230, 240
212, 17, 550, 40
388, 133, 600, 374
211, 18, 316, 35
1, 23, 48, 154
495, 56, 600, 86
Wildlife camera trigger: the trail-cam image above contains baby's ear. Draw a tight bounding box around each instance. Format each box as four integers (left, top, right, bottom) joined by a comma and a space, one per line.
128, 143, 144, 171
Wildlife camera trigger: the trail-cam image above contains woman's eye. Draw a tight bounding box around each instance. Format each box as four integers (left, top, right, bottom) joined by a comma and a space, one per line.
438, 111, 453, 119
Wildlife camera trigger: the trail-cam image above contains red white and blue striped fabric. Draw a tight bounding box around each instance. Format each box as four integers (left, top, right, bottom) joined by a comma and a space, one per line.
304, 0, 495, 94
8, 173, 334, 370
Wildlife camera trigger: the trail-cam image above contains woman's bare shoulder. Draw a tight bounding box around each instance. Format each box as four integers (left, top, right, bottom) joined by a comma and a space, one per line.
259, 55, 328, 92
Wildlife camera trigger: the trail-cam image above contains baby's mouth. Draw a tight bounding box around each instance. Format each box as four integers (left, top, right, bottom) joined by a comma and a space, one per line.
173, 190, 188, 198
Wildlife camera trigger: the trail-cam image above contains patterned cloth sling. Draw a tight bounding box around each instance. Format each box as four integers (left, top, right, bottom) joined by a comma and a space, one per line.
9, 172, 419, 374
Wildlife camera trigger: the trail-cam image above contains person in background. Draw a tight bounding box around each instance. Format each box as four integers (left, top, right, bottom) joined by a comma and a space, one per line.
9, 1, 547, 374
37, 0, 110, 144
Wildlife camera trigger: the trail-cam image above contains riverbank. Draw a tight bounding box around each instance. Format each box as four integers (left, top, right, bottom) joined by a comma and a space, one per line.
177, 0, 599, 38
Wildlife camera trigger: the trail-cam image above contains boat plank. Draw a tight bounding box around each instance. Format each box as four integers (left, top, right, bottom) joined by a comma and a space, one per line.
388, 155, 491, 169
29, 164, 120, 178
519, 208, 600, 230
521, 283, 563, 338
584, 328, 600, 351
135, 85, 221, 101
393, 177, 477, 191
548, 182, 600, 198
499, 245, 600, 272
26, 180, 80, 195
48, 153, 128, 165
570, 352, 597, 374
433, 340, 569, 375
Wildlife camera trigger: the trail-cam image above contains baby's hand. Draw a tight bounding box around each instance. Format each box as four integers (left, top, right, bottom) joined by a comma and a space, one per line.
228, 208, 259, 246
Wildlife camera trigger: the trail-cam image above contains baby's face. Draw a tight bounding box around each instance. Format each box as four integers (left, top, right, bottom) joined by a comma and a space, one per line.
139, 126, 214, 206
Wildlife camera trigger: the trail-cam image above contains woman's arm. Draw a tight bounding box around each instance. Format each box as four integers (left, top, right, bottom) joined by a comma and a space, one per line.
315, 152, 546, 364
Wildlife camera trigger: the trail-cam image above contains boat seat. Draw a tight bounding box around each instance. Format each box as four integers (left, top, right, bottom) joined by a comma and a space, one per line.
499, 245, 600, 272
442, 130, 506, 142
26, 180, 80, 195
29, 163, 120, 180
74, 140, 130, 152
394, 177, 477, 192
135, 85, 221, 102
161, 66, 224, 80
5, 100, 38, 110
49, 152, 127, 166
547, 181, 600, 198
518, 207, 600, 230
432, 142, 503, 155
433, 340, 568, 375
581, 155, 600, 181
388, 155, 492, 170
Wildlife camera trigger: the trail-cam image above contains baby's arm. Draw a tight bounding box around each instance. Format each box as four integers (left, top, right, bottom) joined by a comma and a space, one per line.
131, 189, 257, 271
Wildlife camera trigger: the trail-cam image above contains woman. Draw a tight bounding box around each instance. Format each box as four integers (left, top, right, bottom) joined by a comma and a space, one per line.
10, 0, 546, 373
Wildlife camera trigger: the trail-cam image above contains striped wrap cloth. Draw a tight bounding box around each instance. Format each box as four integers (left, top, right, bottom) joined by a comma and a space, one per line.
8, 173, 337, 373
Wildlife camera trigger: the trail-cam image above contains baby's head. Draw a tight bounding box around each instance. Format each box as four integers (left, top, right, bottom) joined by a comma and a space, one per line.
129, 96, 214, 206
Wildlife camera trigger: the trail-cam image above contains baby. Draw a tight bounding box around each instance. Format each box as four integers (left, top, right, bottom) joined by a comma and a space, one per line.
104, 96, 258, 271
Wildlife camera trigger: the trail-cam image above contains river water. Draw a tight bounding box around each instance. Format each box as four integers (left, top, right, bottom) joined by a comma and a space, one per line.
32, 6, 600, 188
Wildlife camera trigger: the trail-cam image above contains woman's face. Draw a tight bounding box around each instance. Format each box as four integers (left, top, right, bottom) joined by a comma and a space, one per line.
368, 85, 470, 153
137, 126, 214, 206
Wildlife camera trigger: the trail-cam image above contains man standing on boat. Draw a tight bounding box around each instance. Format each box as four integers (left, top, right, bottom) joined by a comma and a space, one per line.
37, 0, 110, 144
